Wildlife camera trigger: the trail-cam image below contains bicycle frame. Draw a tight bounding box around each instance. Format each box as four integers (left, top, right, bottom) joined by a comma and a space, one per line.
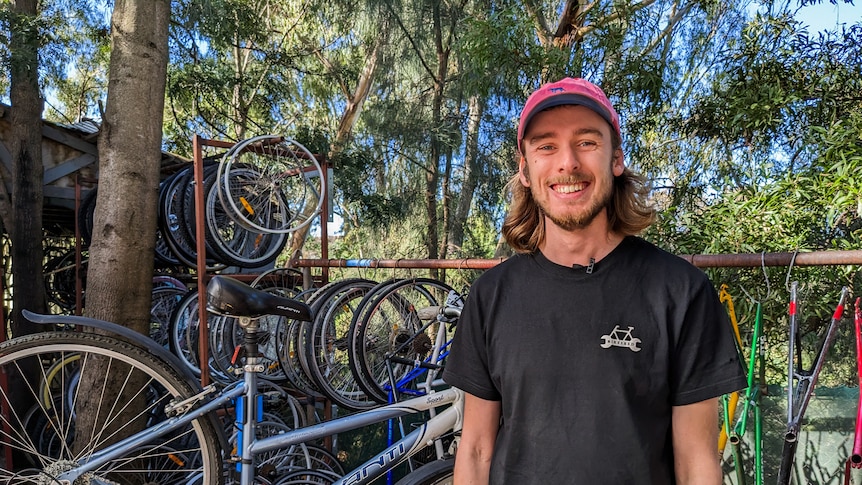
36, 311, 463, 485
729, 301, 764, 485
380, 291, 461, 484
777, 284, 849, 485
845, 297, 862, 485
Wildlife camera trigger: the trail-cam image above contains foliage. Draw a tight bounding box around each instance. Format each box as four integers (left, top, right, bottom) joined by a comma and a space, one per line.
652, 108, 862, 386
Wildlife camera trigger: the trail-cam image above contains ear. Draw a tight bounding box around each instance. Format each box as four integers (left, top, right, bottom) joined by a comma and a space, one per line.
518, 157, 530, 187
612, 148, 625, 177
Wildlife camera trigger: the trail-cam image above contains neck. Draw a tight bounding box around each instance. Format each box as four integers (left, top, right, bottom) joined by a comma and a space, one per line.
539, 216, 624, 268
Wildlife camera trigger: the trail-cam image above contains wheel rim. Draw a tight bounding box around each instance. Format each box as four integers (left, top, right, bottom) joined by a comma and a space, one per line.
0, 335, 219, 484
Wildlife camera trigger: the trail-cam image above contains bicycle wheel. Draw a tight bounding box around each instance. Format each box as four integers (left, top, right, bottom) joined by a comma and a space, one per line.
151, 284, 186, 348
252, 267, 305, 294
348, 278, 453, 404
43, 248, 85, 313
37, 352, 80, 409
304, 279, 379, 410
217, 135, 324, 234
0, 331, 224, 484
227, 420, 310, 478
278, 319, 325, 399
77, 187, 97, 247
160, 164, 226, 271
204, 169, 288, 268
393, 458, 454, 485
272, 468, 341, 484
297, 279, 373, 402
207, 313, 242, 384
159, 167, 200, 268
170, 290, 203, 376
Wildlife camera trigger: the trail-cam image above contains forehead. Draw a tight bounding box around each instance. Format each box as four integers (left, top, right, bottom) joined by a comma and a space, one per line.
524, 105, 612, 138
523, 105, 613, 146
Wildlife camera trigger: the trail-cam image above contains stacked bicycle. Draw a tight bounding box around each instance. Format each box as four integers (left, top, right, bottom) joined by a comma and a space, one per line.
167, 273, 456, 410
0, 275, 463, 484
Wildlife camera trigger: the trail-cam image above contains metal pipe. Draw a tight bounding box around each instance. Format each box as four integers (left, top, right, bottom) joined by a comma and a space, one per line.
292, 258, 505, 270
292, 249, 862, 270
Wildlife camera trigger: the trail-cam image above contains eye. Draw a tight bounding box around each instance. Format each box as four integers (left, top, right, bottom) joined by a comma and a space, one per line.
533, 143, 556, 152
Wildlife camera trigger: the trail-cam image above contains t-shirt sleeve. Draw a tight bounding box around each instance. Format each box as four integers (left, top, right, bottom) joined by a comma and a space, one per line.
671, 275, 748, 406
442, 282, 502, 401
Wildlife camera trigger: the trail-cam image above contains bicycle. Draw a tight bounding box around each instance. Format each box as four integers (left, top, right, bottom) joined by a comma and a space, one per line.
777, 283, 850, 485
0, 275, 462, 484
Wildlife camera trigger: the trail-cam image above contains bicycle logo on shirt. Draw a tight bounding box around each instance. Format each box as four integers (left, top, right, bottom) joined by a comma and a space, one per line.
600, 325, 642, 352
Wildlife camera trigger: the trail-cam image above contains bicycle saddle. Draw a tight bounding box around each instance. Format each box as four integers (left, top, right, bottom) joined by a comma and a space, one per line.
206, 275, 312, 321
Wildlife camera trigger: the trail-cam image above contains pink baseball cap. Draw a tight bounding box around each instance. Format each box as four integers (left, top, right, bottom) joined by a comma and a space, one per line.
517, 77, 621, 154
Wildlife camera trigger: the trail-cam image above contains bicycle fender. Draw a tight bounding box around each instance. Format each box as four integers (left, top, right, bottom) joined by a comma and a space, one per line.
22, 309, 199, 385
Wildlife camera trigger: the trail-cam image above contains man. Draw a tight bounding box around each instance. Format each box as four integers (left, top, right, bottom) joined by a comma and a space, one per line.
442, 77, 746, 484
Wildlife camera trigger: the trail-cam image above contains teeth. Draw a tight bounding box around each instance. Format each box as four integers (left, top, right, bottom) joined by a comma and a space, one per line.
555, 183, 586, 194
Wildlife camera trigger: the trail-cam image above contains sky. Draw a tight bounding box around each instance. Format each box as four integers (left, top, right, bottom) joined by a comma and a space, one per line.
794, 1, 862, 31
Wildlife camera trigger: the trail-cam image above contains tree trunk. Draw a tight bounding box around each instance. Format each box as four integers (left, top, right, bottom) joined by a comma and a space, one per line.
5, 0, 46, 468
75, 0, 170, 465
8, 0, 47, 337
288, 25, 388, 258
447, 94, 485, 254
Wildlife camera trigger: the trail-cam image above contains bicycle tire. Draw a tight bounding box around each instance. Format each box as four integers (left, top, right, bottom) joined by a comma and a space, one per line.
154, 179, 182, 267
298, 279, 374, 399
348, 278, 453, 404
151, 284, 186, 348
159, 167, 200, 268
37, 351, 80, 409
217, 135, 324, 234
43, 248, 85, 313
304, 279, 379, 410
272, 468, 341, 484
179, 163, 230, 271
77, 187, 97, 247
169, 289, 203, 377
252, 267, 305, 293
154, 224, 183, 267
203, 169, 288, 268
207, 312, 289, 386
208, 312, 242, 384
0, 331, 224, 484
161, 164, 226, 271
393, 458, 454, 485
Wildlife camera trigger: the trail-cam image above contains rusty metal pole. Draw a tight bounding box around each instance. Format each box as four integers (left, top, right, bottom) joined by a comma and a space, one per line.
293, 250, 862, 270
193, 135, 210, 387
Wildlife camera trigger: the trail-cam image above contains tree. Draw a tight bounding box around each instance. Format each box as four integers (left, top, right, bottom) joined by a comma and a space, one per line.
4, 0, 48, 337
74, 0, 170, 460
645, 9, 862, 385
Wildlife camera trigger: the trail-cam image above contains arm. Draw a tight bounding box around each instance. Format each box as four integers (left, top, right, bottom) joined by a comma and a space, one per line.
672, 397, 722, 485
453, 392, 501, 485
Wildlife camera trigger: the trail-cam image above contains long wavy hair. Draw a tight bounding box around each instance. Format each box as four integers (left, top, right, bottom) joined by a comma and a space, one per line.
501, 139, 656, 253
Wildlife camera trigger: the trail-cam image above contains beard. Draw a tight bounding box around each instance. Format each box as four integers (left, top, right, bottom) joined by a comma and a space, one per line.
529, 172, 614, 231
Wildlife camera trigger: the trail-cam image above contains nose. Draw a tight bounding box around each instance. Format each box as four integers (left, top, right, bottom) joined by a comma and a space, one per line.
558, 144, 580, 172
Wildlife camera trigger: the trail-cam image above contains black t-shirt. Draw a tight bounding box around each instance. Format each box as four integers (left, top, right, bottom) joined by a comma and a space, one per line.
443, 236, 747, 484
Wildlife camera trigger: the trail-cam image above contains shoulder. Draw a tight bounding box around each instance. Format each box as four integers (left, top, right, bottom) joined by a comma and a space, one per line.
624, 237, 706, 276
619, 237, 716, 297
462, 253, 542, 305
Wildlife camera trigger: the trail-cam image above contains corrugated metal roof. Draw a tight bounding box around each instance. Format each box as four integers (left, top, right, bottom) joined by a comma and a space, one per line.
61, 118, 100, 135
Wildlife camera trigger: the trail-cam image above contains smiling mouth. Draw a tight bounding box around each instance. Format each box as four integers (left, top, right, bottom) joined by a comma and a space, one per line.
553, 182, 588, 194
